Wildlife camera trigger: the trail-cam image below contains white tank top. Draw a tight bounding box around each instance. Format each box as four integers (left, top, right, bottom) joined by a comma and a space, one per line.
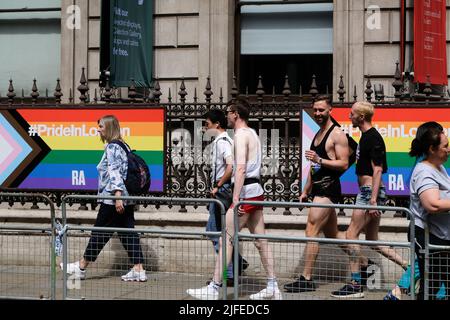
233, 127, 264, 198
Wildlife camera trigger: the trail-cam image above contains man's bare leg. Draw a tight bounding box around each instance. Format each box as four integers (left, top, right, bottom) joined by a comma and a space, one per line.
186, 208, 249, 300
245, 209, 275, 278
365, 217, 408, 269
330, 209, 368, 298
213, 207, 250, 283
284, 197, 339, 293
346, 210, 369, 275
245, 209, 283, 300
302, 197, 337, 279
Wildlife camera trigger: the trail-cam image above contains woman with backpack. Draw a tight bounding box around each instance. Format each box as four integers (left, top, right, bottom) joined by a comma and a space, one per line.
61, 115, 147, 282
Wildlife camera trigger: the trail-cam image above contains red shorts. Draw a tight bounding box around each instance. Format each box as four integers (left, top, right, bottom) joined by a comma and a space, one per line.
230, 195, 264, 215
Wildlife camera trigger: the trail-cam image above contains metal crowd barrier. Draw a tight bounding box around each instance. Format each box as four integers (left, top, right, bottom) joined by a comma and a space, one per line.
61, 195, 226, 300
232, 201, 416, 300
0, 193, 433, 300
0, 192, 56, 300
423, 212, 450, 300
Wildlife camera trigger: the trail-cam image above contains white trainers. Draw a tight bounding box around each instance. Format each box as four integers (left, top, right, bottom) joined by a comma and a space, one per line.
60, 261, 86, 280
250, 287, 283, 300
186, 284, 219, 300
121, 269, 147, 282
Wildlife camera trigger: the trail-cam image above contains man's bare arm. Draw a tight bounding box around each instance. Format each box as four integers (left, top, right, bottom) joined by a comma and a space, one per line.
300, 170, 312, 202
370, 162, 383, 204
232, 132, 247, 204
319, 129, 349, 171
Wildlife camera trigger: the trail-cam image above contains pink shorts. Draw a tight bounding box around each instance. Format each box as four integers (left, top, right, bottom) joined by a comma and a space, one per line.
230, 195, 265, 215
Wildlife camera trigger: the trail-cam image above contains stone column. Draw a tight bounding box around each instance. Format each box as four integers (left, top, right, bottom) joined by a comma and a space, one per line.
348, 0, 365, 100
198, 0, 234, 101
60, 0, 90, 103
333, 0, 349, 101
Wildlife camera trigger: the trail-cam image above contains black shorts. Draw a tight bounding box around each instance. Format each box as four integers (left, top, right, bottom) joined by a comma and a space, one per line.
311, 176, 342, 204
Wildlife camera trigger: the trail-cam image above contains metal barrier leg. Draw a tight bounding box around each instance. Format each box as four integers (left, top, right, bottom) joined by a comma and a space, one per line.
424, 224, 430, 300
0, 192, 56, 300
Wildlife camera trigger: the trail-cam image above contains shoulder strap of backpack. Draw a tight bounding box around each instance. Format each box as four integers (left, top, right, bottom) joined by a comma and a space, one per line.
213, 136, 232, 185
221, 136, 232, 145
109, 140, 130, 155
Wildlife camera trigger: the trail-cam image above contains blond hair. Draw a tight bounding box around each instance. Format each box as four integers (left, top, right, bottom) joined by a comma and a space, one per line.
98, 115, 122, 143
353, 101, 374, 122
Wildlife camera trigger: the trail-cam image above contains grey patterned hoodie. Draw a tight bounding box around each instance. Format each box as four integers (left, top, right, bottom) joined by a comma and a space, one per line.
97, 143, 130, 205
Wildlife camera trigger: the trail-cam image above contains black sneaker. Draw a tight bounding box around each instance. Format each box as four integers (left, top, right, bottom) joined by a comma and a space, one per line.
383, 291, 400, 300
283, 275, 316, 293
331, 282, 364, 299
206, 278, 235, 287
241, 258, 249, 271
361, 259, 378, 288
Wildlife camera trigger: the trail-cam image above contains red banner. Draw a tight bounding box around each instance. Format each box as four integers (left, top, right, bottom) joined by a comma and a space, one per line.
414, 0, 448, 85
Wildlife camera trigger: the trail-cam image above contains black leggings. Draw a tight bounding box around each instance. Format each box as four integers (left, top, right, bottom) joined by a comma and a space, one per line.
415, 226, 450, 300
83, 203, 144, 265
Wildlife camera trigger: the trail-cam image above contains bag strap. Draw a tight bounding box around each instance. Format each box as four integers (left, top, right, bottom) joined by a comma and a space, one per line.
110, 140, 130, 155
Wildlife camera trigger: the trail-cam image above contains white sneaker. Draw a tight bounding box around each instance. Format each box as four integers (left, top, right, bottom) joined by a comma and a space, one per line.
60, 261, 86, 280
250, 287, 283, 300
186, 284, 219, 300
121, 269, 147, 282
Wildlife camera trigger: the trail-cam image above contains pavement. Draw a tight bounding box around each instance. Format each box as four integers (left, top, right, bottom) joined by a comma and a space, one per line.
0, 265, 404, 300
0, 202, 412, 300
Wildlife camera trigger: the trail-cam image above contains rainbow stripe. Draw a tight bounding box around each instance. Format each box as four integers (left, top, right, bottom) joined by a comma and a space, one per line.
17, 109, 164, 192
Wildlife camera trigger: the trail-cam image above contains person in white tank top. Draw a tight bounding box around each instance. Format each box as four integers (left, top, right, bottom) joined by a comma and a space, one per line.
232, 126, 264, 199
186, 98, 282, 300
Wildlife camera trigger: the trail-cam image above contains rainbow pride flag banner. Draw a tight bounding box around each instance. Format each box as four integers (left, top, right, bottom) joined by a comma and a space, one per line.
0, 108, 164, 192
303, 108, 450, 196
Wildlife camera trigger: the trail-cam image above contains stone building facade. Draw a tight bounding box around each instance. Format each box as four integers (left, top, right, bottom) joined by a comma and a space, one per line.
2, 1, 449, 103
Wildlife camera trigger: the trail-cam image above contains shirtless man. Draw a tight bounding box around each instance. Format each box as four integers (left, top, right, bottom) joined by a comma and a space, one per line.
284, 95, 350, 293
187, 97, 282, 300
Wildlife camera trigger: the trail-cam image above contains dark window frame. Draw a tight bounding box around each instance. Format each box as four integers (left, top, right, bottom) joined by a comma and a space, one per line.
235, 0, 334, 95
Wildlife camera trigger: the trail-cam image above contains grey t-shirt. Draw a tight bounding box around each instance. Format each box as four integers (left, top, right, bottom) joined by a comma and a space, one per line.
410, 162, 450, 240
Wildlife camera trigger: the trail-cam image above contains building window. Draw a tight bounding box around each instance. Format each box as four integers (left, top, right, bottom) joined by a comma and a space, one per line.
238, 1, 333, 94
0, 0, 61, 94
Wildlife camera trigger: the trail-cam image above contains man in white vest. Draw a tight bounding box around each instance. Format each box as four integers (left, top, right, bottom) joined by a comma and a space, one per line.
186, 97, 282, 300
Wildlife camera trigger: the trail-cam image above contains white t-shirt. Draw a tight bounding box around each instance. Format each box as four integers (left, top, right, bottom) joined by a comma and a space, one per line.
211, 131, 233, 185
410, 162, 450, 240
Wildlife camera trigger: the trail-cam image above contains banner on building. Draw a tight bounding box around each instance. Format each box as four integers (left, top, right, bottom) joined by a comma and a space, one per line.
414, 0, 447, 85
0, 108, 165, 192
110, 0, 153, 87
302, 108, 450, 196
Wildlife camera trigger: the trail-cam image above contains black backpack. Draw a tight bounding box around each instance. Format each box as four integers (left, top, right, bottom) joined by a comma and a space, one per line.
110, 140, 151, 195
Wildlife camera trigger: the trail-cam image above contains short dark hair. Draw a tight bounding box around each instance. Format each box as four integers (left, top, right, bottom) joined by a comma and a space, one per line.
312, 94, 332, 107
204, 109, 227, 129
409, 121, 444, 158
226, 97, 250, 122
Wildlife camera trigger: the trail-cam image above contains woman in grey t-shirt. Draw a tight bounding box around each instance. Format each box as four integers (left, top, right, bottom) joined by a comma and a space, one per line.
409, 121, 450, 299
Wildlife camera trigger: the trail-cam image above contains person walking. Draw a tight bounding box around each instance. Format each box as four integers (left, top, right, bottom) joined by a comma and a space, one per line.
284, 95, 349, 293
408, 121, 450, 299
203, 109, 247, 286
61, 115, 147, 282
186, 98, 282, 300
331, 102, 408, 298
